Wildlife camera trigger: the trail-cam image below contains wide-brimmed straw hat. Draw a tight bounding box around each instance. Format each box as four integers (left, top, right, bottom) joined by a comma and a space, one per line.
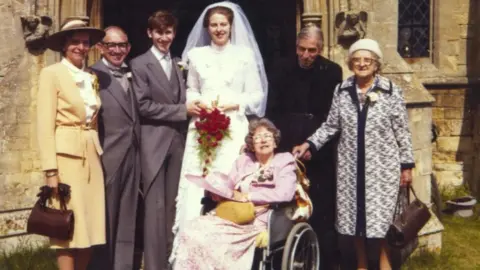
46, 16, 105, 52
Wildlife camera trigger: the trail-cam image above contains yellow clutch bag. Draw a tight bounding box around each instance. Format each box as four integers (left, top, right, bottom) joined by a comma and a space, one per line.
215, 200, 255, 225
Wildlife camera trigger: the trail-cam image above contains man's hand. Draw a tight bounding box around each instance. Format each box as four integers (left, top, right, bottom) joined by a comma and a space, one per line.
218, 103, 239, 113
292, 142, 310, 159
186, 100, 206, 116
400, 168, 413, 187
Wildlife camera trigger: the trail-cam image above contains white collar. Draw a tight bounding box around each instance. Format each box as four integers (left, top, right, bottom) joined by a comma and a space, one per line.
150, 46, 170, 62
61, 58, 85, 73
101, 58, 128, 70
210, 41, 231, 52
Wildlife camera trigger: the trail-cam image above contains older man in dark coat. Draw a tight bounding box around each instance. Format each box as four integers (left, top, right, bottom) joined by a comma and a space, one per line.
88, 26, 141, 270
267, 26, 343, 270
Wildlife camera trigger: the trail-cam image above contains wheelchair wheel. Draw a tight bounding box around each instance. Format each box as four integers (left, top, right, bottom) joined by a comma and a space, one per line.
281, 223, 320, 270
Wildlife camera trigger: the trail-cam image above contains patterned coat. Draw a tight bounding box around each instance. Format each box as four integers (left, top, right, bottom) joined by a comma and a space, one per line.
307, 75, 415, 238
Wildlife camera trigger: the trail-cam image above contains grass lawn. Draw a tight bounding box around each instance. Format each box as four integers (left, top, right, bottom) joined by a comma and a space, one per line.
1, 214, 479, 269
403, 213, 480, 270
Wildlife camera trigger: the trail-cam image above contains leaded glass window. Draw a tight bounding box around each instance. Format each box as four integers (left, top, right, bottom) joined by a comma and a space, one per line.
398, 0, 431, 58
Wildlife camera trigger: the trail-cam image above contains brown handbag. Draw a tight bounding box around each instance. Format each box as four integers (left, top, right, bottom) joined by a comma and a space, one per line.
386, 185, 431, 248
27, 184, 74, 240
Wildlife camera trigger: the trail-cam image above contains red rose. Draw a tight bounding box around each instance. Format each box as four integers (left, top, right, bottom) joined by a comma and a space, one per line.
215, 133, 223, 140
197, 138, 202, 144
205, 159, 210, 164
211, 142, 218, 147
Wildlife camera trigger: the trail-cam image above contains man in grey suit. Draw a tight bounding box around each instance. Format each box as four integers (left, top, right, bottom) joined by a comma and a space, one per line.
130, 11, 203, 270
88, 26, 141, 270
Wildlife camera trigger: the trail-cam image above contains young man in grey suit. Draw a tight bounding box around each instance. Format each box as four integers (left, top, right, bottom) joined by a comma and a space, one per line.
130, 10, 203, 270
88, 26, 141, 270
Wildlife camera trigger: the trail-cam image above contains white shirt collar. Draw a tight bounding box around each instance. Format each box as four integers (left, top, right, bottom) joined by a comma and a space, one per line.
102, 58, 128, 70
61, 58, 85, 73
150, 46, 170, 62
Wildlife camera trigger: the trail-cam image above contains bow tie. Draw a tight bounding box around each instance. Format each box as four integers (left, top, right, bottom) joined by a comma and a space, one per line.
109, 66, 129, 78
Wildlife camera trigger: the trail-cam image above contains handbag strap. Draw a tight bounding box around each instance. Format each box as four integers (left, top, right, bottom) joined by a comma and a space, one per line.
295, 158, 307, 176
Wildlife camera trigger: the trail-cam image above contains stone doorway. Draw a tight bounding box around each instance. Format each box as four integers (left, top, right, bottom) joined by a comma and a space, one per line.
102, 0, 297, 71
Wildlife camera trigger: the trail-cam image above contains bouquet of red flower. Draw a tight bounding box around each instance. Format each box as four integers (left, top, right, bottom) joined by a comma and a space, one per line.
194, 107, 231, 177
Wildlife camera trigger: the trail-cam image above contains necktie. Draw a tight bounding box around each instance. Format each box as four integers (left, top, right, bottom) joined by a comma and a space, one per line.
108, 66, 130, 92
162, 54, 172, 80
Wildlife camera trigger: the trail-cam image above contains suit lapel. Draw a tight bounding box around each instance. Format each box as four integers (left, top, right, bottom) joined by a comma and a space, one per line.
146, 50, 175, 103
172, 57, 186, 103
57, 64, 88, 121
95, 61, 134, 120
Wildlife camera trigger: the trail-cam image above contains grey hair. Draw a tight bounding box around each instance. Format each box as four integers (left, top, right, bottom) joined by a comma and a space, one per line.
296, 25, 324, 51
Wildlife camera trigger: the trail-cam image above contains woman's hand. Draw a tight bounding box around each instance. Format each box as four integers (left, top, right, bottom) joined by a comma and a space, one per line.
218, 103, 239, 113
292, 142, 310, 160
400, 169, 413, 187
233, 190, 248, 202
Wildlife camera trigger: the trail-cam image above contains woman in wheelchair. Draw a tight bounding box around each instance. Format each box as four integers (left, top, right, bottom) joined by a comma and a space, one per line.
173, 118, 297, 269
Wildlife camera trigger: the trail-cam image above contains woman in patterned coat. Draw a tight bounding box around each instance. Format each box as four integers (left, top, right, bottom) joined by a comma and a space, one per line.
293, 39, 415, 269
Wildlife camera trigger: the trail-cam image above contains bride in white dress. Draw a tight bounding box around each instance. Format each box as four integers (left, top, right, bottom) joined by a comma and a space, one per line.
170, 1, 268, 263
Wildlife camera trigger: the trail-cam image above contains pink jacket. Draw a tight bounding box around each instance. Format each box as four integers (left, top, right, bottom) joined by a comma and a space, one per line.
226, 152, 297, 205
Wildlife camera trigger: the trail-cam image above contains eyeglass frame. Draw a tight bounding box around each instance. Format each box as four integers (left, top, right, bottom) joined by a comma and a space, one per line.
100, 41, 130, 50
350, 57, 377, 66
253, 132, 274, 143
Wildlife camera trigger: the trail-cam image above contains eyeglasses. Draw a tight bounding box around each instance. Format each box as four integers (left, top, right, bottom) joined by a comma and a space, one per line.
101, 42, 130, 50
253, 133, 274, 143
351, 57, 376, 66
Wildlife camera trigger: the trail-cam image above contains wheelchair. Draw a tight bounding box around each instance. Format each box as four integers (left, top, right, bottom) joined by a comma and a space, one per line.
201, 198, 320, 270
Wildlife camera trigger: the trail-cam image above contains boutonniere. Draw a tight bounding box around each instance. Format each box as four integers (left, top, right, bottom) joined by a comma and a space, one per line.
126, 72, 132, 80
177, 61, 188, 71
90, 73, 100, 95
367, 91, 379, 103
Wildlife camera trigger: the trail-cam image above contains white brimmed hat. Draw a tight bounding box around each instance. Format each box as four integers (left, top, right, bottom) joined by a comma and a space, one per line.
348, 38, 383, 59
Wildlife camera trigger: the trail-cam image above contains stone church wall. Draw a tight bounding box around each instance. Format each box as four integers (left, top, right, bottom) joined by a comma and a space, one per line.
0, 0, 46, 249
417, 0, 480, 195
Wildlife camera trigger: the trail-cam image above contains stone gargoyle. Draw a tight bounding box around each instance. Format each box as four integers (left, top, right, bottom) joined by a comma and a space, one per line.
335, 11, 368, 47
20, 15, 53, 51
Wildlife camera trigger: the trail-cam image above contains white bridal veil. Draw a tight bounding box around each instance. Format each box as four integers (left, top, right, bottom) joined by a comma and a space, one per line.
181, 1, 268, 117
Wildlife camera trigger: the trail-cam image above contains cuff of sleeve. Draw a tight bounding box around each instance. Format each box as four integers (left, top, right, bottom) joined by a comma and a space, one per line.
237, 102, 245, 115
41, 162, 58, 171
249, 192, 260, 202
401, 163, 415, 169
306, 140, 318, 154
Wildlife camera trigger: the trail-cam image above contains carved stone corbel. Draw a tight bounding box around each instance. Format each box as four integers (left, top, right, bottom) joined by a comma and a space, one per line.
335, 11, 368, 48
20, 15, 53, 53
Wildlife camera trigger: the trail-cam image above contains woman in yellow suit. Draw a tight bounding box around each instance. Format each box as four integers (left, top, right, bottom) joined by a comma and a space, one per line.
37, 16, 106, 270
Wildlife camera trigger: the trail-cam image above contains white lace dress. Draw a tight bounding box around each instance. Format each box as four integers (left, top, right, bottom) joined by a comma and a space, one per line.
170, 42, 264, 263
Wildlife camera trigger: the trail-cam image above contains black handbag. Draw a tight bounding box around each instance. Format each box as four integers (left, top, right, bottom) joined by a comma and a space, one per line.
387, 185, 431, 248
27, 184, 74, 240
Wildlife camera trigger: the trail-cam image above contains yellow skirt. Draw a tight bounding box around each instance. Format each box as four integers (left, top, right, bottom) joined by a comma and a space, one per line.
48, 132, 106, 249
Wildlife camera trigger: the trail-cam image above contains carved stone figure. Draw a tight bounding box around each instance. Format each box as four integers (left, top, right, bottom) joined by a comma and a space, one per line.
335, 11, 368, 47
20, 15, 53, 51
